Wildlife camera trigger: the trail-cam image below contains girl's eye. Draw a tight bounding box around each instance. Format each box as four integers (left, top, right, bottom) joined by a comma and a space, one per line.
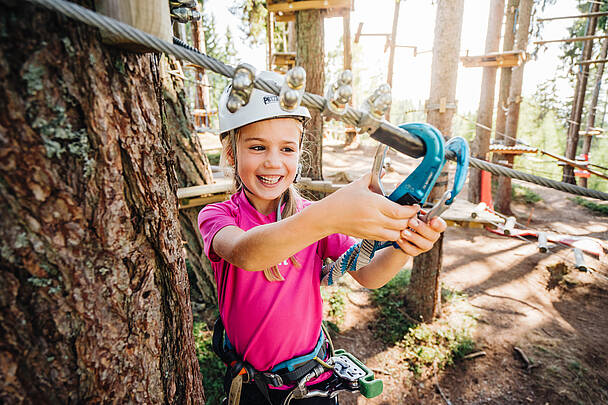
282, 147, 295, 153
250, 145, 265, 151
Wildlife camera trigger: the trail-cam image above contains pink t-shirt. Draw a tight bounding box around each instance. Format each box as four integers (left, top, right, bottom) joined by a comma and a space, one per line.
198, 191, 355, 372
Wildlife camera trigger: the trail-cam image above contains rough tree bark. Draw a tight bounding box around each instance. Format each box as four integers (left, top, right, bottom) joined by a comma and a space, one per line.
296, 9, 325, 183
0, 3, 205, 403
494, 0, 533, 215
468, 0, 505, 204
563, 2, 601, 184
580, 38, 608, 188
407, 0, 464, 322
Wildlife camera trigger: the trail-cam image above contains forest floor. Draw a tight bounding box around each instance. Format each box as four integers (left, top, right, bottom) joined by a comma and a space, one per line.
318, 140, 608, 405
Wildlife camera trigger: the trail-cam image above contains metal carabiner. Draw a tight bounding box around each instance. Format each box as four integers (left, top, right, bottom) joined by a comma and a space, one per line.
370, 122, 446, 206
359, 123, 447, 259
420, 136, 470, 222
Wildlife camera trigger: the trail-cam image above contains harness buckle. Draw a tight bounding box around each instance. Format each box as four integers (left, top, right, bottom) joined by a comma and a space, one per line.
262, 372, 284, 388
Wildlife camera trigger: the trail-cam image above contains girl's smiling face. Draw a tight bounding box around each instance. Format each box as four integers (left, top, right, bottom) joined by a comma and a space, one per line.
235, 118, 302, 215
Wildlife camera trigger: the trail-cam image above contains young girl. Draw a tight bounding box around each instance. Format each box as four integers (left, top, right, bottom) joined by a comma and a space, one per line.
198, 71, 446, 405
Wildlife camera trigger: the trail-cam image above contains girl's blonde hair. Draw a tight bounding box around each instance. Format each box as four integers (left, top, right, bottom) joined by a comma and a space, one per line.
220, 121, 303, 281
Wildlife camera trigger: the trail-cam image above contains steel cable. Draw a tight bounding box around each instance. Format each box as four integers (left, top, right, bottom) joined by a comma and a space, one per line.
21, 0, 608, 201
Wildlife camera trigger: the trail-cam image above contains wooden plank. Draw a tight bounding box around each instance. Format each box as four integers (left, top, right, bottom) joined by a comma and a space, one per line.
271, 52, 297, 68
268, 0, 352, 13
94, 0, 171, 51
179, 194, 230, 209
440, 199, 504, 226
177, 181, 232, 199
294, 178, 343, 193
460, 51, 527, 68
191, 109, 217, 117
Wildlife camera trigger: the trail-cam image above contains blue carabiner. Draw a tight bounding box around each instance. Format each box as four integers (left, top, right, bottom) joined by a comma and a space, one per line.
387, 123, 446, 206
444, 136, 469, 205
420, 136, 470, 222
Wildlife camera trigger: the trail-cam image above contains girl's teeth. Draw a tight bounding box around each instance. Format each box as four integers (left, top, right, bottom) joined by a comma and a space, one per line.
259, 176, 281, 185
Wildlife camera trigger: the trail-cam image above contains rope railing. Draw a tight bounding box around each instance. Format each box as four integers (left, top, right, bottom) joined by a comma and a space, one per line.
20, 0, 608, 201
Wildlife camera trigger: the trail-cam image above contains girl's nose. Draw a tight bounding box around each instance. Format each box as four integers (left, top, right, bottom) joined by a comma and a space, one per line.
263, 150, 282, 168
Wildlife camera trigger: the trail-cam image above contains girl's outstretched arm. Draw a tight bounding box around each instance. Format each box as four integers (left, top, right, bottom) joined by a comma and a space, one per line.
349, 216, 447, 289
211, 174, 418, 271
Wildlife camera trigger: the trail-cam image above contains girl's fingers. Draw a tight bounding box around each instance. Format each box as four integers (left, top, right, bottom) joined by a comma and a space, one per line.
379, 200, 420, 220
406, 217, 443, 242
400, 228, 434, 252
395, 237, 424, 257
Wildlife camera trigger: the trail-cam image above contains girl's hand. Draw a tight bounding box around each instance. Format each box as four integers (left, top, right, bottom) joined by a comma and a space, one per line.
319, 173, 419, 241
394, 216, 447, 257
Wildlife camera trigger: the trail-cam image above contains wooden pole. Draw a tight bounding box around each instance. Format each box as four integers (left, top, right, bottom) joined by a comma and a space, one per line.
534, 34, 608, 45
537, 11, 608, 22
580, 37, 608, 187
343, 10, 352, 72
563, 2, 600, 184
385, 0, 401, 119
296, 9, 325, 182
191, 2, 210, 128
576, 58, 608, 65
468, 0, 505, 204
493, 0, 518, 151
409, 0, 464, 322
495, 0, 533, 215
267, 12, 274, 70
94, 0, 171, 51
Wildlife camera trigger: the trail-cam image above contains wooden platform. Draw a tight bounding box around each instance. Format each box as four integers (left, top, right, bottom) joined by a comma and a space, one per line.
177, 180, 232, 209
461, 50, 527, 68
440, 199, 505, 228
268, 0, 352, 21
271, 52, 296, 70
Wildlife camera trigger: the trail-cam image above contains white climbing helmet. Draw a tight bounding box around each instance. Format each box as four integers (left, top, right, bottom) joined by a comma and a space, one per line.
218, 70, 311, 135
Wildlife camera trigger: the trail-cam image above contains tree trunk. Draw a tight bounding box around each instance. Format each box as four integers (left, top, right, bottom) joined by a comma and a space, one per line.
0, 3, 204, 403
563, 2, 600, 184
162, 57, 217, 313
492, 0, 518, 162
385, 0, 401, 119
296, 9, 324, 184
468, 0, 505, 204
494, 0, 533, 215
408, 0, 464, 322
580, 38, 608, 188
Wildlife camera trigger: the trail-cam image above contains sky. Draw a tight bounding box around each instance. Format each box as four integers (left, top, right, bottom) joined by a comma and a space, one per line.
206, 0, 580, 114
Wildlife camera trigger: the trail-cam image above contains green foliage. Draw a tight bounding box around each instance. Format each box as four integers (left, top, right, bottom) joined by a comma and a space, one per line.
570, 196, 608, 215
512, 184, 543, 204
229, 0, 268, 46
370, 269, 414, 344
398, 323, 476, 376
324, 286, 347, 325
371, 272, 476, 377
321, 285, 348, 330
193, 321, 226, 404
206, 151, 221, 166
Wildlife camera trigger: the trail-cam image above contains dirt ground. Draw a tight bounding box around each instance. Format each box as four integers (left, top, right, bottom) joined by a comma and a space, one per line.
319, 141, 608, 405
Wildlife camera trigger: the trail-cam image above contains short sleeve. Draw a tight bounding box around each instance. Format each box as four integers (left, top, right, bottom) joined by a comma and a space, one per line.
198, 202, 238, 262
319, 233, 357, 262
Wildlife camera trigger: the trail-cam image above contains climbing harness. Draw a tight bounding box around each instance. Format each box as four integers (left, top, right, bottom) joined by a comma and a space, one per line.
212, 318, 382, 404
322, 126, 471, 286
